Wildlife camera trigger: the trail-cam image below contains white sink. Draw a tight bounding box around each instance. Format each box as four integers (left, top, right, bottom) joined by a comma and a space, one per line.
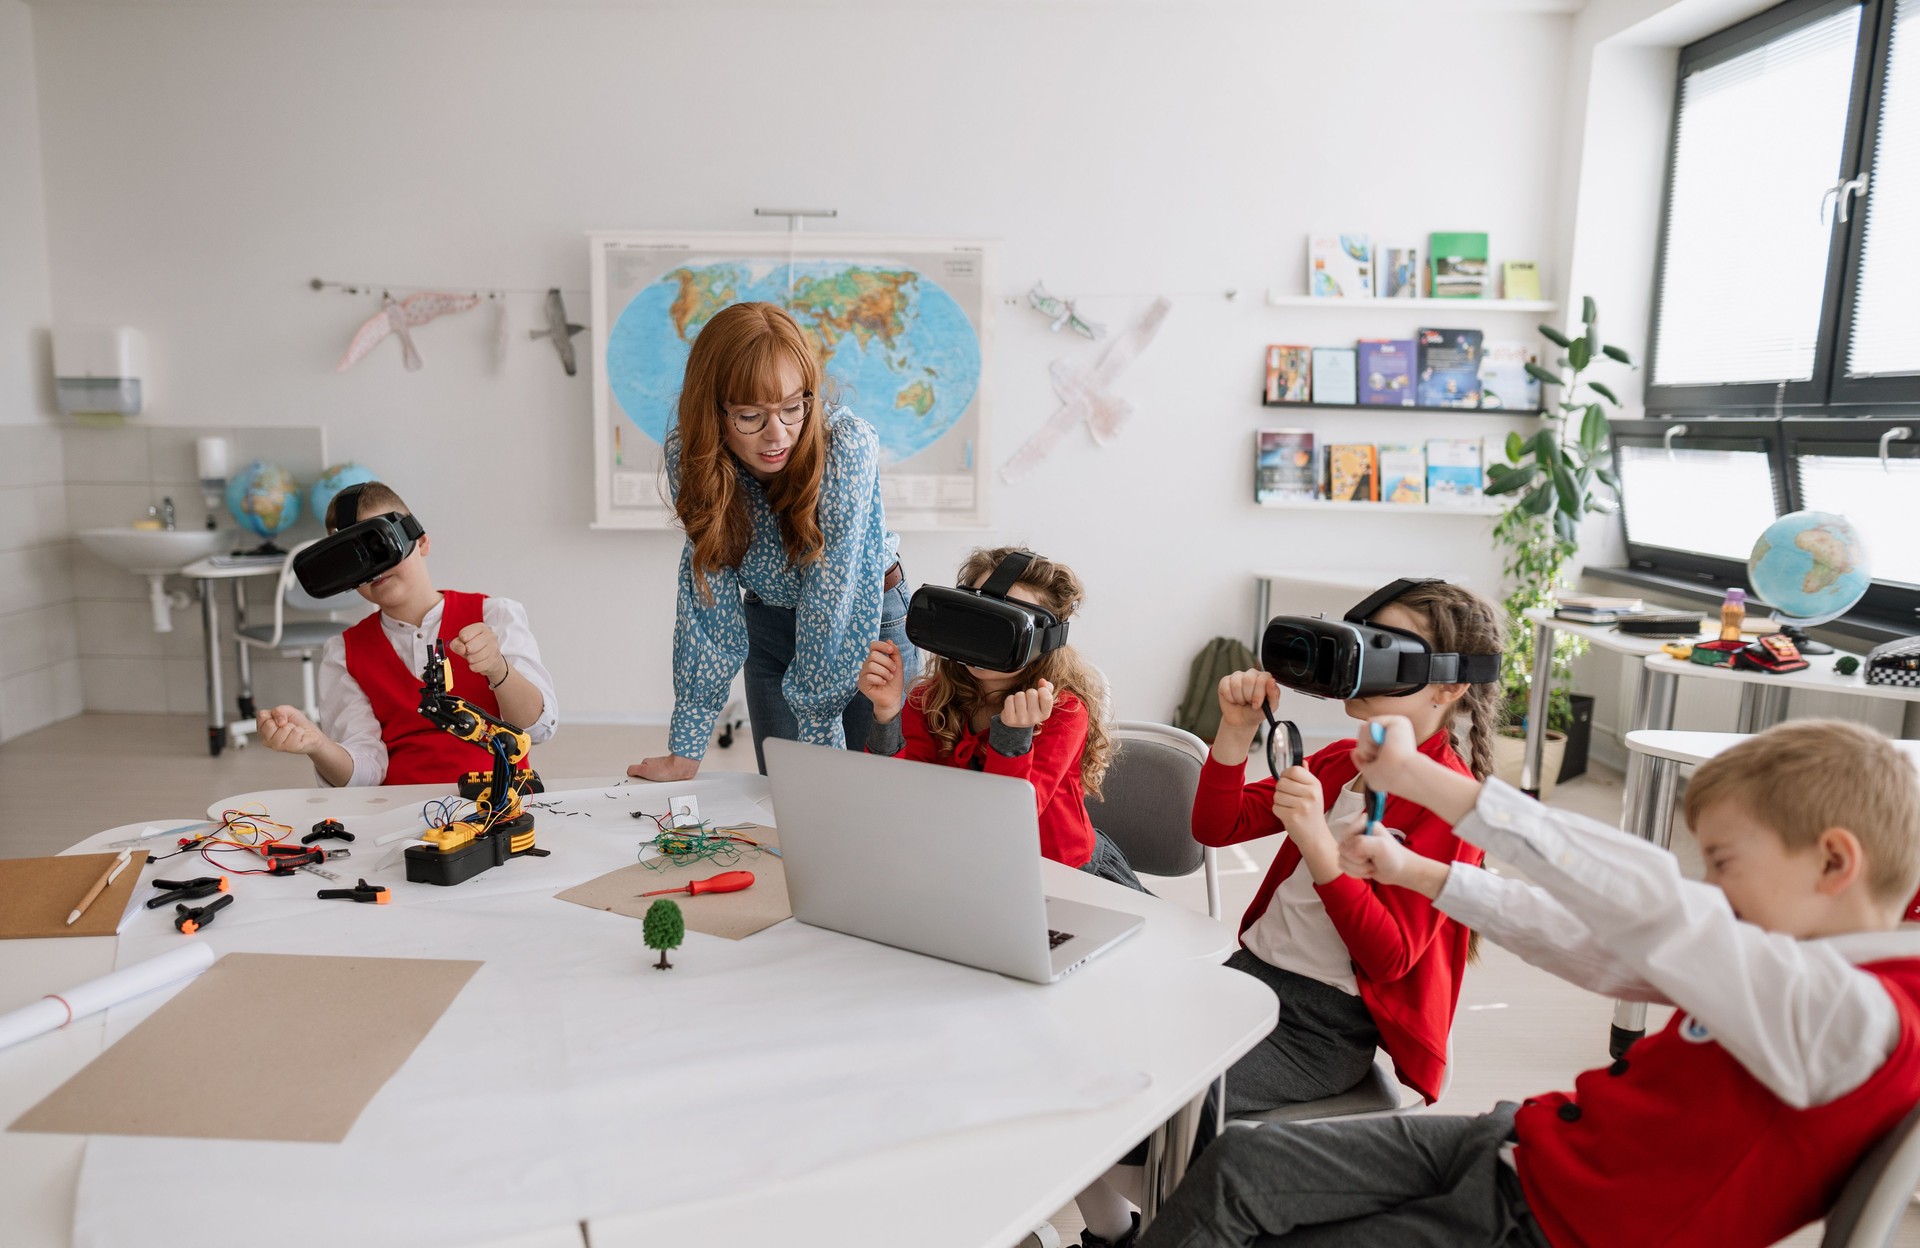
78, 526, 229, 574
78, 527, 235, 632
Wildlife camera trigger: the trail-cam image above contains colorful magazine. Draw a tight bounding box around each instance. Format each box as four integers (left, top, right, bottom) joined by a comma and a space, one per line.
1326, 443, 1378, 502
1357, 339, 1416, 407
1308, 234, 1373, 298
1429, 231, 1489, 299
1427, 438, 1484, 506
1379, 443, 1427, 504
1417, 328, 1484, 408
1480, 340, 1541, 411
1265, 345, 1312, 403
1256, 430, 1318, 501
1379, 245, 1421, 299
1311, 347, 1358, 405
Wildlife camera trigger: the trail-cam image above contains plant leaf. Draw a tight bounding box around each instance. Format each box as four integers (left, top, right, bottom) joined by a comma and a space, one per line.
1485, 464, 1539, 496
1505, 431, 1524, 462
1533, 428, 1560, 468
1582, 404, 1608, 450
1522, 484, 1554, 516
1569, 337, 1592, 371
1589, 380, 1620, 405
1525, 362, 1562, 388
1553, 462, 1581, 515
1601, 343, 1632, 365
1582, 296, 1596, 326
1596, 467, 1620, 490
1538, 325, 1572, 348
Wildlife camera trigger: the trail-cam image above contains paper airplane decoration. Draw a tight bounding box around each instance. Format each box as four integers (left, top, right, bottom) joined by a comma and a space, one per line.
335, 291, 482, 372
1026, 282, 1104, 340
530, 288, 586, 376
1000, 297, 1171, 482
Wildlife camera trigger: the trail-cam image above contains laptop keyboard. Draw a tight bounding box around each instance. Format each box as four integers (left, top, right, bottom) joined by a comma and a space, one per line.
1048, 928, 1075, 949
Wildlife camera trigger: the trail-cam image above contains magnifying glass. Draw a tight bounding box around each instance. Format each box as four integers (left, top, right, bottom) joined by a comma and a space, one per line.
1261, 704, 1304, 777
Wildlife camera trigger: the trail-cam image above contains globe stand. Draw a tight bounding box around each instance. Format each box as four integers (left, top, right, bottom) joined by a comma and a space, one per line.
233, 541, 289, 557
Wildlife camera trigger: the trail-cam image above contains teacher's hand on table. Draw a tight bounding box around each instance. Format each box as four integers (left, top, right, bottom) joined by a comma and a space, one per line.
627, 754, 700, 782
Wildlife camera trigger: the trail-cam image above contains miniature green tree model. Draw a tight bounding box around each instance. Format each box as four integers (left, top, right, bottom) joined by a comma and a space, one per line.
644, 898, 685, 970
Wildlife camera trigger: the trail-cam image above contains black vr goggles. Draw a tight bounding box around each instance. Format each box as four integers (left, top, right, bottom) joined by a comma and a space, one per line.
905, 550, 1069, 672
1261, 578, 1501, 700
292, 485, 425, 598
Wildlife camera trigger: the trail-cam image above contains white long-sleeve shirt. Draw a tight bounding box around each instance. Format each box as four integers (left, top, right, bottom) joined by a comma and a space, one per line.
1437, 778, 1920, 1109
316, 595, 558, 788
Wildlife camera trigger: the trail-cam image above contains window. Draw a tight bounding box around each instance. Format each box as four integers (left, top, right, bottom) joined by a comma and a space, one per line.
1782, 418, 1920, 619
1647, 0, 1920, 413
1611, 419, 1786, 584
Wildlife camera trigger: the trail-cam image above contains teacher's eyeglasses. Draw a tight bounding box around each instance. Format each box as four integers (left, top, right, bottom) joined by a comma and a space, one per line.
722, 392, 812, 436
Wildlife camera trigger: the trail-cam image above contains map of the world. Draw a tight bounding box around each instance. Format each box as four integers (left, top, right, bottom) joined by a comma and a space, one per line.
590, 234, 992, 530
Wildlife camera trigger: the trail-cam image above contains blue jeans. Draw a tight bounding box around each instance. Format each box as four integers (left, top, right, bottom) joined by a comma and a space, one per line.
741, 579, 917, 774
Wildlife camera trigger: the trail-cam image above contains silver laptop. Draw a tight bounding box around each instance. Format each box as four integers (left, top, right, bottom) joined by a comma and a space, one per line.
765, 737, 1144, 983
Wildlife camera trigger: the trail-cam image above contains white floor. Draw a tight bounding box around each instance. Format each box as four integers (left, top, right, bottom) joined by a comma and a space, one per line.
1, 715, 1913, 1247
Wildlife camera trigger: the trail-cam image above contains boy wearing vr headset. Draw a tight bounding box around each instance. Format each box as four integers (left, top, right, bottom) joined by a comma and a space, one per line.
256, 482, 558, 786
1141, 718, 1920, 1248
856, 546, 1141, 890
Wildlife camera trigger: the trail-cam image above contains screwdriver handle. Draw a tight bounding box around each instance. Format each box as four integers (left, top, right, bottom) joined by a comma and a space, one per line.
641, 870, 755, 897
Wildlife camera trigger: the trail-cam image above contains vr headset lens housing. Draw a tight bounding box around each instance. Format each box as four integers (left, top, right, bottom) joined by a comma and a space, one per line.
293, 511, 425, 598
1260, 578, 1500, 700
904, 550, 1070, 673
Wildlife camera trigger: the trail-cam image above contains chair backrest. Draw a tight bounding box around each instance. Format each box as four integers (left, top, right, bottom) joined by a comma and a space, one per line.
1821, 1102, 1920, 1248
1085, 721, 1208, 878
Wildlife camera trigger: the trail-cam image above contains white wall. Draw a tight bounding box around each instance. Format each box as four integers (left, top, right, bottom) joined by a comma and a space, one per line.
0, 0, 80, 742
30, 2, 1575, 729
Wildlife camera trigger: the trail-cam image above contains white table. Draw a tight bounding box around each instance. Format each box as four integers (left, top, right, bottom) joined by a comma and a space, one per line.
180, 554, 292, 757
1, 775, 1271, 1248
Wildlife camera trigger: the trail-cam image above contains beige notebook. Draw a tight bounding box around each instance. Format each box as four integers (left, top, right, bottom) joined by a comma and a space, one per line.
10, 952, 480, 1142
0, 851, 150, 939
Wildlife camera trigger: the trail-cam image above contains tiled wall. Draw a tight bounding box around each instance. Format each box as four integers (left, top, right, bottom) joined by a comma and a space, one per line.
0, 424, 80, 741
66, 424, 331, 718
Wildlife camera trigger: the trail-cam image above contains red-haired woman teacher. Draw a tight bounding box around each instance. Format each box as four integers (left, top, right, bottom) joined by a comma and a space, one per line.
627, 302, 916, 779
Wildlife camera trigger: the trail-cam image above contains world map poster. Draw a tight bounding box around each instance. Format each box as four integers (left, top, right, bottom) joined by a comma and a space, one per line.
589, 232, 993, 529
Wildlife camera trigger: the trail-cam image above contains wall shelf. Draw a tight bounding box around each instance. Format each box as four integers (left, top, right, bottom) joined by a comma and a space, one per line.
1264, 291, 1559, 314
1254, 498, 1504, 516
1259, 401, 1546, 417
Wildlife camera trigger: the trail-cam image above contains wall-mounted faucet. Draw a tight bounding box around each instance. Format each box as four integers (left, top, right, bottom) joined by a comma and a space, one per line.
160, 497, 176, 531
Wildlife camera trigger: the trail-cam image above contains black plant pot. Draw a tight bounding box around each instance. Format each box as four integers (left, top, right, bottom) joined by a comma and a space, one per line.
1558, 693, 1596, 783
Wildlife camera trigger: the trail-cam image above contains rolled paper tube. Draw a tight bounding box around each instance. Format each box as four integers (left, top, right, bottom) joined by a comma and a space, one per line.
0, 943, 216, 1052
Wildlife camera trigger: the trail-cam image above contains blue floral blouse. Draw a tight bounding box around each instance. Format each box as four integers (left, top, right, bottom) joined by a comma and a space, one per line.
665, 407, 900, 759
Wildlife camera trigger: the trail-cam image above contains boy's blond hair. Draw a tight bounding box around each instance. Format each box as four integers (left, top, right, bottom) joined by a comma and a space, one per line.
1682, 719, 1920, 906
325, 481, 410, 532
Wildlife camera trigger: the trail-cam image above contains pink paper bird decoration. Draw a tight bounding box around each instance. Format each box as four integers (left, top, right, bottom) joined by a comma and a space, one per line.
999, 297, 1171, 482
336, 291, 482, 372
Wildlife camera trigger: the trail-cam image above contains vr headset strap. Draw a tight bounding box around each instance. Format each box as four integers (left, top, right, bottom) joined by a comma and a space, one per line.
1399, 652, 1502, 685
326, 483, 367, 532
978, 550, 1034, 598
1344, 577, 1443, 624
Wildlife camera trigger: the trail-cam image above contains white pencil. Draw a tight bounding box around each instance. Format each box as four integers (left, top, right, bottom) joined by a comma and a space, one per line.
66, 849, 133, 927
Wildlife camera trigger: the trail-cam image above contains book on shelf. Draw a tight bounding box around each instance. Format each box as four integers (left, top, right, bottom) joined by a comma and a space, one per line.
1378, 443, 1427, 504
1256, 429, 1318, 502
1326, 443, 1379, 503
1311, 346, 1358, 405
1502, 260, 1541, 301
1416, 328, 1484, 408
1428, 231, 1489, 299
1479, 340, 1541, 411
1379, 245, 1421, 299
1357, 338, 1416, 407
1426, 438, 1484, 506
1264, 345, 1312, 404
1308, 234, 1373, 298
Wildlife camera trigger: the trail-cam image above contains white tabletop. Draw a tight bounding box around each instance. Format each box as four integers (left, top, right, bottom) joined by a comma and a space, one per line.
1643, 651, 1920, 704
4, 776, 1269, 1248
1522, 606, 1715, 656
1626, 729, 1920, 768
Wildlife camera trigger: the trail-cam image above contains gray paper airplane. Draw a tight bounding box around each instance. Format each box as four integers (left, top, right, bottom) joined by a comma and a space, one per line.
529, 288, 586, 376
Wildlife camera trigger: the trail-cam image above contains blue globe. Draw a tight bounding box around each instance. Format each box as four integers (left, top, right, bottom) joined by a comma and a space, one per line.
225, 460, 302, 541
310, 462, 378, 529
605, 261, 981, 466
1747, 511, 1871, 626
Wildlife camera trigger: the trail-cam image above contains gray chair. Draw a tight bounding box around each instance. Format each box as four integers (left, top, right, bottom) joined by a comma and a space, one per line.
1230, 1040, 1451, 1130
1821, 1102, 1920, 1247
227, 540, 356, 748
1085, 720, 1220, 919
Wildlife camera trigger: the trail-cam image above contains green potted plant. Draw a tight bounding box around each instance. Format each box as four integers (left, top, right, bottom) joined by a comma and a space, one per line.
1484, 297, 1632, 796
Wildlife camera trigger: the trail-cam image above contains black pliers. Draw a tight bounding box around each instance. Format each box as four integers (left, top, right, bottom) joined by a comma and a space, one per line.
146, 876, 230, 909
302, 819, 354, 845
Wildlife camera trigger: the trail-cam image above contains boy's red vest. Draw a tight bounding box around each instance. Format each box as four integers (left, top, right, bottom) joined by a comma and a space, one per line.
1515, 958, 1920, 1247
341, 590, 529, 786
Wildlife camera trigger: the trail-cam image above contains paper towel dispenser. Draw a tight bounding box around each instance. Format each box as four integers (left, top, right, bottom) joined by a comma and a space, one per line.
53, 327, 147, 417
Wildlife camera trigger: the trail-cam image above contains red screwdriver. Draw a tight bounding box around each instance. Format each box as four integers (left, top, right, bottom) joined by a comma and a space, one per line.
638, 870, 755, 898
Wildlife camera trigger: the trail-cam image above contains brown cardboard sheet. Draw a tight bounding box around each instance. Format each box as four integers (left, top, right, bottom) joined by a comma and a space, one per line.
0, 851, 150, 939
10, 952, 480, 1142
555, 827, 790, 939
